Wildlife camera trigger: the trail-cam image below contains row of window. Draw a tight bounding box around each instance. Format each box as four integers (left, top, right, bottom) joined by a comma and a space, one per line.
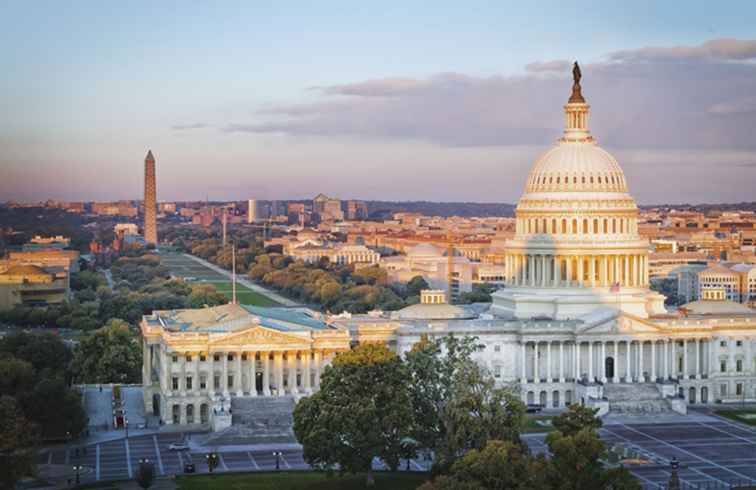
530, 173, 624, 187
172, 352, 313, 363
519, 216, 635, 236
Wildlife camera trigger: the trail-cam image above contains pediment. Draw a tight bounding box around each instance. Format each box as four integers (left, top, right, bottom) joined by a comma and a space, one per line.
579, 314, 662, 335
210, 325, 310, 347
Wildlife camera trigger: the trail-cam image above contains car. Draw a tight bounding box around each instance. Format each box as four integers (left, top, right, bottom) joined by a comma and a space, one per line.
168, 442, 189, 451
526, 404, 544, 414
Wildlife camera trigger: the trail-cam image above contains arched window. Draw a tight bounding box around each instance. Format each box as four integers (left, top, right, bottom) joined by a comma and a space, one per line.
582, 218, 588, 234
603, 219, 608, 234
590, 176, 594, 184
572, 219, 578, 234
620, 219, 624, 233
573, 176, 577, 184
551, 219, 557, 233
556, 176, 560, 184
561, 218, 567, 233
612, 219, 617, 234
593, 218, 598, 233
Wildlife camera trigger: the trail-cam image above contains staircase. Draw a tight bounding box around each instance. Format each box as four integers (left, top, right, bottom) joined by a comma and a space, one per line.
603, 383, 673, 414
201, 396, 297, 446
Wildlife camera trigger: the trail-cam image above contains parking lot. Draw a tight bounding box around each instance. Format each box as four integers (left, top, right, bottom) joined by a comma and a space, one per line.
524, 418, 756, 489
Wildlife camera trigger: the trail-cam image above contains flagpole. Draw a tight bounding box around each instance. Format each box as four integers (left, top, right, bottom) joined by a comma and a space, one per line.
232, 242, 237, 305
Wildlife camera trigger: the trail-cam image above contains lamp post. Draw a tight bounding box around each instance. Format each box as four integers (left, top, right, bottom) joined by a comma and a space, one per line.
668, 457, 680, 490
205, 452, 219, 473
137, 458, 155, 489
125, 417, 129, 439
72, 464, 82, 485
273, 451, 282, 470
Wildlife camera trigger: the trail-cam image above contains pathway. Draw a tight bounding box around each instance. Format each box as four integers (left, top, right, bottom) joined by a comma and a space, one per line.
182, 254, 300, 307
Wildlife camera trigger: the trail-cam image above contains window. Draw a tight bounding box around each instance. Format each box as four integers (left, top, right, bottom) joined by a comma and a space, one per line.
494, 345, 501, 353
242, 354, 248, 361
721, 361, 727, 373
213, 375, 220, 389
172, 355, 178, 363
185, 355, 192, 362
721, 384, 728, 397
228, 375, 234, 388
720, 341, 727, 347
227, 354, 234, 361
172, 377, 179, 390
186, 376, 192, 390
736, 340, 743, 347
200, 375, 207, 390
736, 383, 743, 396
494, 365, 501, 378
737, 360, 743, 372
200, 354, 206, 362
213, 354, 220, 362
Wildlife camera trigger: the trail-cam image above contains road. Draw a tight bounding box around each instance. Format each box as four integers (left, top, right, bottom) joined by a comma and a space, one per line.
181, 253, 300, 307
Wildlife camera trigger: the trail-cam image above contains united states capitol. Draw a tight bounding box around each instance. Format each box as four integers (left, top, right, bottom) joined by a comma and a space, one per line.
141, 67, 756, 431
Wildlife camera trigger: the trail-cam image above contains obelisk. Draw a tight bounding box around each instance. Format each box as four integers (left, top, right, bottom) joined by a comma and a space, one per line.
144, 150, 158, 245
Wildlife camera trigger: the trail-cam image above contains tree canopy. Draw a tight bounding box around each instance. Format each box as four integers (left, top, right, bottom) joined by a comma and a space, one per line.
71, 319, 143, 384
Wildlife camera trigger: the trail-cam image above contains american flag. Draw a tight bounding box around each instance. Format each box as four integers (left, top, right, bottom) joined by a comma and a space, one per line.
610, 282, 621, 293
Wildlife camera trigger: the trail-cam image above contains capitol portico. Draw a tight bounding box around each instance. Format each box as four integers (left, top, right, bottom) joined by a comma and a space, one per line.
142, 64, 756, 430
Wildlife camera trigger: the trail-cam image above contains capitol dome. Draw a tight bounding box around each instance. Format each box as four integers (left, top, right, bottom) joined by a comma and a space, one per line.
492, 62, 666, 321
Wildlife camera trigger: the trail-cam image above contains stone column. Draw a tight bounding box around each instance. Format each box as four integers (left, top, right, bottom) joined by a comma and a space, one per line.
143, 340, 152, 386
626, 341, 632, 382
588, 342, 593, 382
161, 348, 170, 394
624, 255, 630, 287
601, 256, 608, 286
250, 352, 258, 396
651, 341, 656, 381
314, 350, 322, 389
262, 352, 271, 396
638, 341, 645, 382
222, 352, 229, 396
546, 341, 552, 383
303, 351, 312, 394
529, 256, 535, 286
533, 342, 539, 384
194, 352, 200, 395
559, 342, 565, 383
590, 256, 596, 287
746, 337, 753, 375
274, 351, 284, 396
236, 352, 243, 396
208, 352, 215, 395
683, 339, 689, 380
577, 257, 584, 286
180, 353, 187, 396
728, 339, 735, 374
520, 342, 527, 383
574, 342, 580, 381
664, 340, 669, 379
612, 341, 620, 383
694, 339, 701, 379
555, 256, 562, 286
287, 352, 297, 394
540, 255, 547, 287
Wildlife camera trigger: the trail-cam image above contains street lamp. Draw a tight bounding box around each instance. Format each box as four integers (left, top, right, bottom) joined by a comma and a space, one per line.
125, 418, 129, 439
137, 458, 155, 489
668, 457, 680, 490
272, 451, 283, 470
72, 464, 83, 485
205, 452, 219, 473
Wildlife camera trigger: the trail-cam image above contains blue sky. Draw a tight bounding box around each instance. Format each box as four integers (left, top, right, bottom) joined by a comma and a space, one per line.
2, 1, 756, 203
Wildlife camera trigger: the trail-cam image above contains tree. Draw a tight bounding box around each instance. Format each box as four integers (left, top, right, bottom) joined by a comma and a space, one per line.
439, 361, 526, 468
552, 404, 602, 436
406, 275, 430, 297
0, 332, 71, 377
0, 396, 38, 489
293, 344, 412, 486
0, 356, 34, 397
418, 440, 549, 490
187, 283, 228, 308
71, 319, 143, 384
20, 377, 88, 440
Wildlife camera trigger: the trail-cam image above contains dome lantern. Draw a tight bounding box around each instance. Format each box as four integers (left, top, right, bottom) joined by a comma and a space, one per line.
562, 62, 593, 143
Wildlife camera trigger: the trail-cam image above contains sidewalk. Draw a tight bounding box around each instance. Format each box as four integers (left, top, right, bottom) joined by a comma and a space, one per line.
183, 254, 300, 307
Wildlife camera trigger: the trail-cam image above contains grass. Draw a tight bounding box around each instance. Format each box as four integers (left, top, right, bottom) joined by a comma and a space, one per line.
715, 409, 756, 426
522, 415, 555, 433
176, 471, 428, 490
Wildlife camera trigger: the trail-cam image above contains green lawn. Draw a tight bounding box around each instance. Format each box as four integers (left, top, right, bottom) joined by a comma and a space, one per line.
715, 409, 756, 426
176, 472, 428, 490
523, 415, 555, 433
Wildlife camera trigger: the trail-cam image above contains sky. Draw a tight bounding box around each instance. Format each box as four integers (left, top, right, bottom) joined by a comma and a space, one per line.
2, 1, 756, 204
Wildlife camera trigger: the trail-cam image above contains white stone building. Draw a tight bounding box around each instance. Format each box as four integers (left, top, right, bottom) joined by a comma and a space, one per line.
142, 67, 756, 429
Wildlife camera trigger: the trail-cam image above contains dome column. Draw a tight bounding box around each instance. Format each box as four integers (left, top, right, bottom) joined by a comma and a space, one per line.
554, 256, 562, 287
589, 256, 596, 287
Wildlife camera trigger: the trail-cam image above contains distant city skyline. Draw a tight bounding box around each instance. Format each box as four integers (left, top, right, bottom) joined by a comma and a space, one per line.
2, 2, 756, 204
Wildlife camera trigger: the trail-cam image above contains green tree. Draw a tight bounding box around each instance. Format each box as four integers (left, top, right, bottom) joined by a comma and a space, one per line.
404, 335, 479, 456
0, 332, 71, 378
406, 275, 430, 297
20, 377, 87, 440
0, 356, 34, 397
552, 404, 602, 436
293, 344, 412, 486
419, 439, 549, 490
0, 395, 38, 489
71, 319, 143, 383
187, 283, 228, 308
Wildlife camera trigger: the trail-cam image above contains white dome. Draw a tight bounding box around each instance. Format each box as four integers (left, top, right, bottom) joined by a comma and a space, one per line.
524, 141, 628, 194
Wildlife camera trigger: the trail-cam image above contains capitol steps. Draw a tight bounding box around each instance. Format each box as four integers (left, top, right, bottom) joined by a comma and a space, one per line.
202, 396, 298, 445
603, 383, 673, 414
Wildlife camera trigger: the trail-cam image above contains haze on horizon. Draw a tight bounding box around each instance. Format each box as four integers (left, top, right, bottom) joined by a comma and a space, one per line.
2, 1, 756, 205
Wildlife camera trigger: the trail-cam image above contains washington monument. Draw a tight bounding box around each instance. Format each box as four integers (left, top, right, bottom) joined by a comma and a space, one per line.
144, 150, 157, 245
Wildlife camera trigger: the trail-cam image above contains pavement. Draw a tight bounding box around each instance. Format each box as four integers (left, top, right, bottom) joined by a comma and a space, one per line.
181, 253, 300, 307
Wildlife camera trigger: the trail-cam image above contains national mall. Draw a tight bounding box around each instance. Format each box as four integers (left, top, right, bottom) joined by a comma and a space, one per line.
141, 69, 756, 429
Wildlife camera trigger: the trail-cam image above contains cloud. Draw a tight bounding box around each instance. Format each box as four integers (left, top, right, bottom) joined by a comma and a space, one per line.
525, 60, 571, 73
171, 123, 210, 130
223, 38, 756, 151
608, 38, 756, 62
707, 95, 756, 115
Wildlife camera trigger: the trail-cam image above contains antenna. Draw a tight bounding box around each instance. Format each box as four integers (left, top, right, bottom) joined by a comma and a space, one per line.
231, 242, 237, 305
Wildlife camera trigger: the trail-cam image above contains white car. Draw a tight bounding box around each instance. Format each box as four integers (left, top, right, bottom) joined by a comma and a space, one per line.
168, 442, 189, 451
